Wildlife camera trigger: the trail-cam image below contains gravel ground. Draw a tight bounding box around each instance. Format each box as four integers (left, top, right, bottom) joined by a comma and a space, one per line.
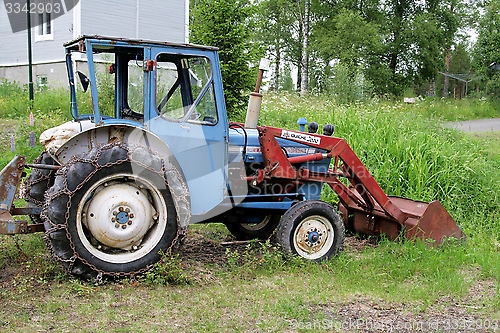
447, 118, 500, 132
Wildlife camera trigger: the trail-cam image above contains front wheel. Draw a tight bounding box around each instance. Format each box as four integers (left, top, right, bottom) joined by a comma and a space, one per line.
277, 201, 344, 261
42, 144, 186, 280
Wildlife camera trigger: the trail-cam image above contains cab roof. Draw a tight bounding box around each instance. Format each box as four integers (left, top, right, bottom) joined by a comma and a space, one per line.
64, 35, 219, 53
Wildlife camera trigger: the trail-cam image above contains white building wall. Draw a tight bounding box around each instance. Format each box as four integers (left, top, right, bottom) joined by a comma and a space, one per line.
0, 0, 187, 85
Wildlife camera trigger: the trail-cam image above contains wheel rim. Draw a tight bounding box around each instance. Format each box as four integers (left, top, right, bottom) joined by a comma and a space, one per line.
293, 215, 334, 260
77, 173, 168, 264
240, 215, 272, 231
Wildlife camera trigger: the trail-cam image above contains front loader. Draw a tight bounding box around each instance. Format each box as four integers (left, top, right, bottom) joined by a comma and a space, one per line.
0, 36, 464, 280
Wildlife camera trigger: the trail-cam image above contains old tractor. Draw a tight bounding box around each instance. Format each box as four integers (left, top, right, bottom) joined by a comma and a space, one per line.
0, 36, 464, 280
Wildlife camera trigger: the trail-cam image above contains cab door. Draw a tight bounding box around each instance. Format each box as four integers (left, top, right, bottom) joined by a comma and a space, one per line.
144, 47, 229, 219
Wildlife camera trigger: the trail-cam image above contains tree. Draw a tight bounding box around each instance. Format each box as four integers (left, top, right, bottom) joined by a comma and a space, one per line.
254, 0, 295, 92
190, 0, 262, 119
311, 0, 465, 97
299, 0, 311, 96
472, 0, 500, 98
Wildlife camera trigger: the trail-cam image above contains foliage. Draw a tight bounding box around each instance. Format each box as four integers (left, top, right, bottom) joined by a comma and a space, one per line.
142, 250, 191, 286
190, 0, 262, 120
254, 0, 296, 92
472, 0, 500, 98
330, 62, 373, 103
431, 43, 472, 98
308, 0, 463, 96
0, 81, 71, 166
0, 79, 70, 119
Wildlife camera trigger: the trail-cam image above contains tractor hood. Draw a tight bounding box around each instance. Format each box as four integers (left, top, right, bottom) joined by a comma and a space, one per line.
39, 120, 95, 156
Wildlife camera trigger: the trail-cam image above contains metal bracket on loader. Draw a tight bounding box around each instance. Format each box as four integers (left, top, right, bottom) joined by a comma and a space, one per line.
257, 126, 464, 244
0, 156, 45, 235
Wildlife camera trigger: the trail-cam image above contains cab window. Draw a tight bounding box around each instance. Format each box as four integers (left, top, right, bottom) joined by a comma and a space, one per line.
156, 55, 217, 125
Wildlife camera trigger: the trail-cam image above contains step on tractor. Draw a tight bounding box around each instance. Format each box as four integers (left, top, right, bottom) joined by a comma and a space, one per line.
0, 36, 464, 280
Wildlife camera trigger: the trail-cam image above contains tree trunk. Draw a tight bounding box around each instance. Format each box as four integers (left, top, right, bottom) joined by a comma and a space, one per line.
443, 3, 454, 98
300, 0, 309, 97
274, 48, 281, 92
443, 48, 450, 97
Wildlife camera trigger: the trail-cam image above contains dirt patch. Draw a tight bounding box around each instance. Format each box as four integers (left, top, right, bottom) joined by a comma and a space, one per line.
306, 295, 497, 333
344, 234, 379, 253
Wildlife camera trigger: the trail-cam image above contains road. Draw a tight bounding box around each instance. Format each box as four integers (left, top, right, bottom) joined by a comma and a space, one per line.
448, 118, 500, 132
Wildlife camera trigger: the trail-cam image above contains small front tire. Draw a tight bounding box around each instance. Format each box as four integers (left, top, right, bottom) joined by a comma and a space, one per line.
277, 201, 344, 261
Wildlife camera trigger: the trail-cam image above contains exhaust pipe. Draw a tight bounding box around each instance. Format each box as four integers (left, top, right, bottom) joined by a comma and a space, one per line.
245, 58, 270, 128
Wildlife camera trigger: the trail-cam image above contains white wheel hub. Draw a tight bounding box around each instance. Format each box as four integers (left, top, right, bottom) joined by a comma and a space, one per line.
83, 183, 154, 250
293, 215, 334, 260
77, 173, 167, 264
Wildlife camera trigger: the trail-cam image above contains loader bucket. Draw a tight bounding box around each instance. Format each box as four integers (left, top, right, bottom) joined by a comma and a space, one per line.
343, 196, 464, 245
391, 197, 464, 244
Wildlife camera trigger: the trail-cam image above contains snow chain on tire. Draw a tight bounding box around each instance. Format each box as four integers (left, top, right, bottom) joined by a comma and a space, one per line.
41, 142, 190, 281
23, 152, 56, 223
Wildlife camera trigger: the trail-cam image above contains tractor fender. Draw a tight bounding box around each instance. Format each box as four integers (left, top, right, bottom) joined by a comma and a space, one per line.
52, 124, 191, 228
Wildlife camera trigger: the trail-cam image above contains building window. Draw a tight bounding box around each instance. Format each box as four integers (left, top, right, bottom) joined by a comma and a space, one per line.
37, 75, 48, 89
35, 1, 54, 41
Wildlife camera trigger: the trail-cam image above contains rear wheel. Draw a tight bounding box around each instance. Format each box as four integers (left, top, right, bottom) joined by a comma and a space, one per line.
24, 151, 56, 224
277, 201, 344, 261
42, 144, 185, 280
225, 215, 281, 240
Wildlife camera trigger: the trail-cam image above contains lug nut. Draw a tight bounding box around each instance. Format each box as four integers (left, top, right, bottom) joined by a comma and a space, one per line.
119, 207, 124, 212
121, 225, 127, 229
125, 208, 130, 213
127, 220, 132, 225
112, 211, 117, 216
111, 217, 116, 222
115, 223, 120, 228
129, 213, 134, 218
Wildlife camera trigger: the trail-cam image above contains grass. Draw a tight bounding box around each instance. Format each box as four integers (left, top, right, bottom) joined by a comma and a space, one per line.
1, 83, 500, 331
469, 131, 500, 162
0, 81, 71, 166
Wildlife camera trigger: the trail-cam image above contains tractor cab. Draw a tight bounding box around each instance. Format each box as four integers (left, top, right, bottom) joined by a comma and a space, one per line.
64, 35, 230, 218
65, 35, 227, 127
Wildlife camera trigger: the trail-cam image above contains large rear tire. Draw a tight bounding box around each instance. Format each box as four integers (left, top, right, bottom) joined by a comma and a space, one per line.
225, 215, 281, 240
277, 201, 344, 261
42, 144, 186, 280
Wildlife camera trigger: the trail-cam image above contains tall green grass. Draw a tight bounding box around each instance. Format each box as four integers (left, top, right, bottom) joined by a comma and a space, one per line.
0, 80, 71, 165
404, 96, 500, 121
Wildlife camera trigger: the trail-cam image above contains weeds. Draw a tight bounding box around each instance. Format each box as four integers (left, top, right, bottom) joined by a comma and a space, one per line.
224, 240, 309, 280
142, 250, 191, 286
